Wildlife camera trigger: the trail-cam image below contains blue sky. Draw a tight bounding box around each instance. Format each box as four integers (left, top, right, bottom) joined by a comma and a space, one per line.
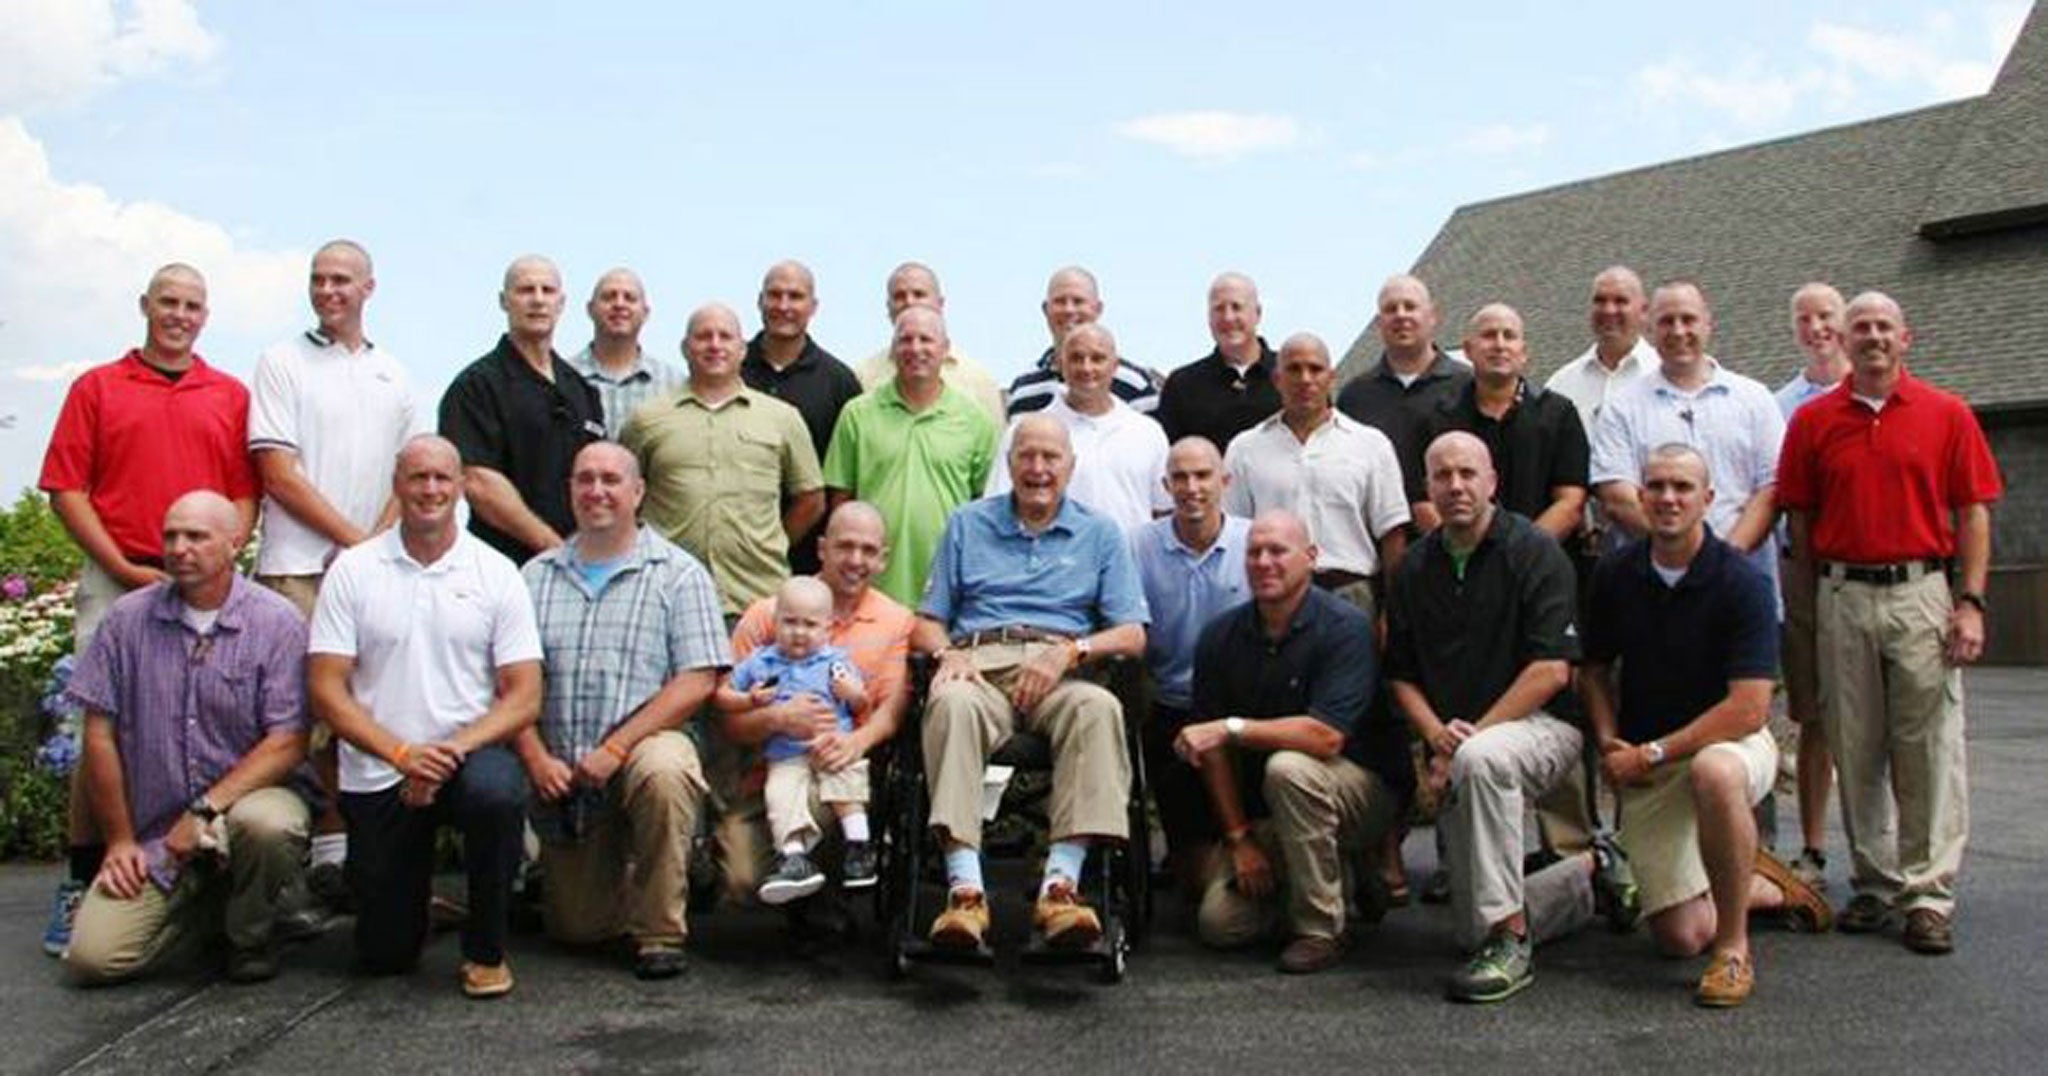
0, 0, 2029, 494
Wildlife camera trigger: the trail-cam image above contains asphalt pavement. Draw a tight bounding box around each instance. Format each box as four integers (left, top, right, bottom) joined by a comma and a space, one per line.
4, 668, 2046, 1075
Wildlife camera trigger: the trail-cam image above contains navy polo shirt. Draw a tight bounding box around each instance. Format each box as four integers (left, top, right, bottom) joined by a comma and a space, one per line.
1581, 531, 1779, 744
1192, 587, 1415, 806
439, 335, 604, 562
1425, 380, 1589, 523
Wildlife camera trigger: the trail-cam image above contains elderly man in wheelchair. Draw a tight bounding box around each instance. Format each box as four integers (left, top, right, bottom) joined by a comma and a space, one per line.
903, 415, 1150, 960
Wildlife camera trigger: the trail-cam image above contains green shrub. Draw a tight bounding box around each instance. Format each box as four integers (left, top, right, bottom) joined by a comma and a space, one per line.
0, 753, 67, 860
0, 490, 82, 587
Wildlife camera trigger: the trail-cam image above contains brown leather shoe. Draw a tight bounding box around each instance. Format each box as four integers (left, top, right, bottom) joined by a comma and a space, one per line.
1278, 934, 1344, 975
459, 960, 514, 999
1754, 849, 1833, 932
929, 889, 991, 949
1694, 949, 1754, 1008
1032, 880, 1103, 949
1902, 908, 1955, 955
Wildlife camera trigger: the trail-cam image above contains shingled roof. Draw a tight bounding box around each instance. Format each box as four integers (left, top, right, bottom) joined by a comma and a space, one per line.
1339, 2, 2048, 412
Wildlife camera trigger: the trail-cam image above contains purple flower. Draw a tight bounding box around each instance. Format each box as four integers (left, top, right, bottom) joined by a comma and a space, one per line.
35, 730, 79, 776
0, 574, 27, 601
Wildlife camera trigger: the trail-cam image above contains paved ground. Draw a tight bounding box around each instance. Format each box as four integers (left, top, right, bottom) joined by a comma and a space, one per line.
5, 668, 2046, 1075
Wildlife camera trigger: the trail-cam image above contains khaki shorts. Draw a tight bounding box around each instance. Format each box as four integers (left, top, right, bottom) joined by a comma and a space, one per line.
1617, 729, 1778, 916
1778, 554, 1820, 725
257, 573, 329, 749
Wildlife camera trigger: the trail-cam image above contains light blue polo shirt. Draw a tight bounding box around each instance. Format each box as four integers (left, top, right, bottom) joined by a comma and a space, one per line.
1131, 515, 1251, 708
728, 643, 855, 761
920, 495, 1150, 638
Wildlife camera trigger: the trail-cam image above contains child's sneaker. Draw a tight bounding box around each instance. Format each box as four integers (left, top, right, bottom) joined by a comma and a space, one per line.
42, 879, 85, 957
841, 841, 878, 890
758, 851, 826, 906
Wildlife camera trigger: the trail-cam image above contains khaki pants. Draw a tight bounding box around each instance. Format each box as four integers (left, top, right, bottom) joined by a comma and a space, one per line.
764, 756, 868, 850
1617, 729, 1776, 916
1779, 554, 1820, 725
538, 732, 705, 948
1818, 570, 1968, 916
923, 641, 1130, 849
73, 559, 135, 655
1443, 715, 1595, 950
717, 776, 839, 907
66, 787, 310, 984
1197, 751, 1398, 945
256, 575, 332, 758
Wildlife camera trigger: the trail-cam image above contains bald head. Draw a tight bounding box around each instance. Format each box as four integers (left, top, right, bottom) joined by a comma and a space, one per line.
1245, 509, 1318, 604
685, 302, 743, 339
1010, 413, 1073, 458
396, 433, 462, 476
501, 255, 566, 340
1208, 272, 1263, 357
1250, 509, 1312, 548
1425, 430, 1492, 474
502, 255, 561, 292
1590, 265, 1649, 354
818, 500, 890, 600
1376, 274, 1438, 359
1167, 435, 1223, 471
573, 439, 641, 482
147, 263, 206, 297
161, 490, 243, 597
165, 490, 240, 538
1043, 265, 1104, 341
140, 262, 210, 360
590, 267, 646, 302
1844, 290, 1905, 325
824, 499, 887, 543
886, 262, 943, 319
315, 240, 373, 275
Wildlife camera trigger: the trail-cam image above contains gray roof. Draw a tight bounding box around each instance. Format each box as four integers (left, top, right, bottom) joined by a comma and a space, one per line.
1340, 1, 2048, 412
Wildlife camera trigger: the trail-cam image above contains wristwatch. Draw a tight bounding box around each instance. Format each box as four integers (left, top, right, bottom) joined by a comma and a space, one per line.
1643, 741, 1667, 767
1070, 636, 1093, 664
1225, 716, 1247, 744
188, 795, 220, 823
1955, 591, 1987, 613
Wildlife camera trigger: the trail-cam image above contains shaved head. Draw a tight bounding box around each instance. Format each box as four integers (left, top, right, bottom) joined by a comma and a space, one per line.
1844, 290, 1905, 324
1167, 435, 1223, 470
502, 254, 561, 292
396, 433, 462, 477
1592, 265, 1645, 302
763, 260, 816, 293
824, 499, 887, 542
164, 489, 240, 537
1010, 413, 1072, 457
590, 266, 646, 302
314, 240, 373, 276
1250, 508, 1312, 548
147, 262, 206, 297
574, 439, 641, 481
1425, 429, 1491, 473
685, 302, 743, 338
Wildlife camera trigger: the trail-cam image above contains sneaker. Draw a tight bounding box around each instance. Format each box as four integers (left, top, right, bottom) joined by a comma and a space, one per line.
307, 860, 354, 915
633, 944, 687, 980
42, 879, 85, 958
1694, 948, 1754, 1008
460, 960, 515, 999
1591, 834, 1641, 933
1838, 893, 1893, 934
929, 888, 991, 949
1278, 934, 1345, 975
1032, 879, 1103, 949
1446, 930, 1533, 1003
1789, 848, 1828, 889
1420, 867, 1452, 906
841, 841, 878, 890
1754, 849, 1833, 932
1902, 908, 1954, 955
226, 943, 279, 984
758, 852, 827, 906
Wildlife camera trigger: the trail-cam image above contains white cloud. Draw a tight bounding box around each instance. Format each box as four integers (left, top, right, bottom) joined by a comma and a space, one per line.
1634, 58, 1830, 127
10, 361, 100, 383
0, 0, 219, 112
1457, 123, 1551, 155
1114, 110, 1302, 162
0, 118, 305, 383
1809, 22, 1994, 98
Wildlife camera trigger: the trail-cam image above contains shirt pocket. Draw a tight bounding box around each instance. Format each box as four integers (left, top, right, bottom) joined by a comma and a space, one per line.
192, 661, 262, 736
732, 428, 784, 483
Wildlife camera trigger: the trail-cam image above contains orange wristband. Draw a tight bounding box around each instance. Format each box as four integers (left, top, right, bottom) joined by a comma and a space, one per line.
601, 740, 629, 763
390, 742, 411, 769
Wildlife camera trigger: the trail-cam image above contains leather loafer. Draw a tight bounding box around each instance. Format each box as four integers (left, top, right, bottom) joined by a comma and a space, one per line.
1902, 908, 1954, 955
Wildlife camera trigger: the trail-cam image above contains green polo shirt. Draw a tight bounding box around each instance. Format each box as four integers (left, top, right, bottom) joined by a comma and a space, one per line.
622, 384, 822, 614
822, 380, 998, 606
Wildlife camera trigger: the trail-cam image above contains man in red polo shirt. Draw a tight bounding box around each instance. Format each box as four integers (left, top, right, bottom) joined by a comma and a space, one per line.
36, 262, 260, 957
1777, 291, 2001, 956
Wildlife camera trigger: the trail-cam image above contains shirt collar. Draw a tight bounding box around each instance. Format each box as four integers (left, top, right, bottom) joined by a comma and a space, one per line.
1631, 526, 1728, 590
1371, 346, 1457, 386
120, 348, 212, 384
147, 575, 253, 632
377, 528, 469, 572
995, 494, 1084, 538
1650, 356, 1731, 398
305, 328, 375, 351
1160, 514, 1239, 559
574, 344, 654, 384
1210, 341, 1276, 379
744, 333, 820, 374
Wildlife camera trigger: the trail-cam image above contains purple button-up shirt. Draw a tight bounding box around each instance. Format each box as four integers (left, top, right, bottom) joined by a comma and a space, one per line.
67, 576, 310, 889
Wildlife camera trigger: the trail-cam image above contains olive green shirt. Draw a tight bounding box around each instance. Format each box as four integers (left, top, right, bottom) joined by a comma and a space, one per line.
623, 384, 823, 614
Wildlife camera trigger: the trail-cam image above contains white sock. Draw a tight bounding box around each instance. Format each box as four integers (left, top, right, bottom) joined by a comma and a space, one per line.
780, 839, 806, 857
840, 812, 869, 843
310, 833, 346, 867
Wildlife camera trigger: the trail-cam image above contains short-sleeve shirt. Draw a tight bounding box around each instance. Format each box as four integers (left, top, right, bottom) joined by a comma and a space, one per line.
919, 495, 1150, 638
1589, 359, 1786, 580
854, 348, 1008, 423
438, 336, 605, 562
728, 644, 857, 761
1223, 410, 1410, 577
566, 346, 686, 439
987, 394, 1170, 533
523, 526, 729, 764
741, 334, 865, 462
249, 330, 426, 575
822, 381, 999, 606
1773, 369, 1838, 423
1776, 372, 2002, 563
1425, 380, 1589, 524
1544, 338, 1657, 437
308, 529, 543, 793
1192, 587, 1414, 805
1131, 515, 1251, 708
1386, 511, 1578, 725
1581, 532, 1779, 744
732, 585, 915, 727
1157, 342, 1282, 455
39, 351, 260, 562
1006, 348, 1162, 418
67, 578, 309, 888
622, 384, 824, 615
1335, 350, 1473, 504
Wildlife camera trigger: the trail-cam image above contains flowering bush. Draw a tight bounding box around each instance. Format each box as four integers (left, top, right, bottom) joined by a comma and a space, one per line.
1, 492, 84, 859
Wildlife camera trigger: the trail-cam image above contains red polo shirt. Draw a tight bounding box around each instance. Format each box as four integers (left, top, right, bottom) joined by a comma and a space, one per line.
38, 350, 259, 561
1777, 371, 2001, 563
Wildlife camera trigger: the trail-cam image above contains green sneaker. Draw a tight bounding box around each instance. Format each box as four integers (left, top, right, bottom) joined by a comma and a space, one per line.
1447, 930, 1533, 1003
1592, 834, 1642, 933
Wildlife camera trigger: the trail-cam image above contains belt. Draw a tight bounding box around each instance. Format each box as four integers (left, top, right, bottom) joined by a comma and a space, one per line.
1819, 558, 1949, 586
951, 625, 1071, 648
1313, 568, 1370, 590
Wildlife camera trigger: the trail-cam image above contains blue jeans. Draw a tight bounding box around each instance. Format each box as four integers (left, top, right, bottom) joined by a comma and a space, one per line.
341, 745, 527, 972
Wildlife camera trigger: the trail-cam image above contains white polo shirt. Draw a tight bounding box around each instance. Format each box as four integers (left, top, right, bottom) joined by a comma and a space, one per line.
1222, 410, 1410, 577
1544, 337, 1658, 437
249, 330, 425, 576
309, 529, 543, 793
986, 394, 1170, 533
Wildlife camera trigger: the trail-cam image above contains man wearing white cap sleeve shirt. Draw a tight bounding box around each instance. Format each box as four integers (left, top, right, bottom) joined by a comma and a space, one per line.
988, 324, 1169, 533
248, 239, 425, 906
1546, 266, 1658, 436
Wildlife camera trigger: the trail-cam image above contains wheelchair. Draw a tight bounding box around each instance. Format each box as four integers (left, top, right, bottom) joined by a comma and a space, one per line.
874, 653, 1153, 983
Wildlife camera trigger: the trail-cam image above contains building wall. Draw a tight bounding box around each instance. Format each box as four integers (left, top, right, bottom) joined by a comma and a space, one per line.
1985, 416, 2048, 565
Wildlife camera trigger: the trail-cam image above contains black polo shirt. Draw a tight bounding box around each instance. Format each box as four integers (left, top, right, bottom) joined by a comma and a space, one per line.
741, 333, 863, 461
438, 335, 603, 562
1581, 531, 1779, 744
1426, 379, 1589, 522
1192, 587, 1415, 809
1386, 510, 1578, 725
1157, 340, 1281, 453
1335, 348, 1472, 504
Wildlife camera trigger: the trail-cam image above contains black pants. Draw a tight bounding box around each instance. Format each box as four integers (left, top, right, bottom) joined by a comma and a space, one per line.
341, 745, 527, 973
1144, 703, 1219, 860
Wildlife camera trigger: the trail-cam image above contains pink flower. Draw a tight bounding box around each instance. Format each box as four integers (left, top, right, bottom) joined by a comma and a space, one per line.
0, 574, 28, 601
